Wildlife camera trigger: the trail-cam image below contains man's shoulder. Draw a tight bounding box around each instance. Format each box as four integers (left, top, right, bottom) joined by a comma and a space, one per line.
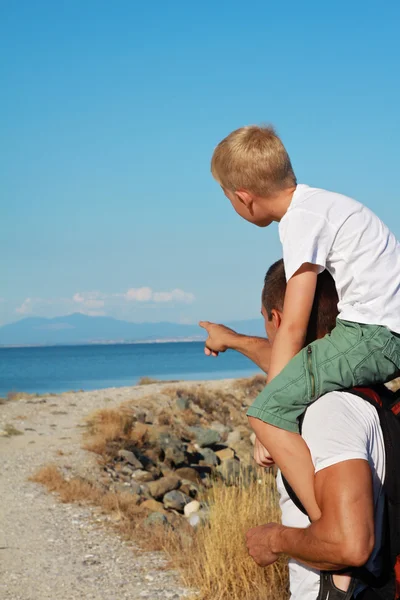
302, 390, 382, 473
303, 390, 379, 431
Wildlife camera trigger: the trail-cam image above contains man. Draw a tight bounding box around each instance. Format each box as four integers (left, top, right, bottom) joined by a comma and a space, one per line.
200, 260, 386, 599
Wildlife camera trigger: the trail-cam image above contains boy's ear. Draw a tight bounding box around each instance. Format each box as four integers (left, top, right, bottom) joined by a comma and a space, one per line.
236, 189, 253, 208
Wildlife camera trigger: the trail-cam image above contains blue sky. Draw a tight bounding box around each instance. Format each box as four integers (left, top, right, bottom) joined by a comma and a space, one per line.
1, 0, 400, 326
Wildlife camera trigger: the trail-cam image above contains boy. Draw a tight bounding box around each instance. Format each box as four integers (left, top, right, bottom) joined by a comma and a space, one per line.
209, 125, 400, 521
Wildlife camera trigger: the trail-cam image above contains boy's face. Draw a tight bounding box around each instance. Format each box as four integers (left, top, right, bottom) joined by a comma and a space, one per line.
222, 188, 273, 227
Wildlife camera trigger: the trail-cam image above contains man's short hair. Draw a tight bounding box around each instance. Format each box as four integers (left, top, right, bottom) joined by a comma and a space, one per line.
211, 125, 297, 197
262, 259, 339, 342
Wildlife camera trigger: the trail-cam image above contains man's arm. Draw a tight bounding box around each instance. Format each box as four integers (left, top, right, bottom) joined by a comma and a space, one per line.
266, 263, 318, 382
199, 321, 272, 374
246, 459, 375, 570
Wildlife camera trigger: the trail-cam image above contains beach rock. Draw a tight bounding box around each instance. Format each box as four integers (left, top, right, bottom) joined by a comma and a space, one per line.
131, 470, 155, 483
230, 440, 252, 464
199, 448, 219, 467
163, 445, 186, 467
118, 449, 143, 469
119, 465, 134, 476
184, 500, 200, 518
190, 427, 221, 448
188, 509, 209, 527
147, 475, 180, 500
217, 458, 241, 485
179, 481, 200, 499
157, 432, 186, 452
163, 490, 191, 512
210, 421, 230, 436
141, 499, 167, 514
130, 482, 143, 495
143, 512, 169, 528
215, 447, 235, 461
176, 396, 190, 411
226, 430, 241, 446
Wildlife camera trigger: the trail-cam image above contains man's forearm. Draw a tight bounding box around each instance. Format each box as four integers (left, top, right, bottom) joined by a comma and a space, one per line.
272, 523, 354, 571
228, 333, 271, 374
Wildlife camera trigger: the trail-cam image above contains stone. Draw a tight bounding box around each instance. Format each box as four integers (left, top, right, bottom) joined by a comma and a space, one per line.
230, 440, 253, 464
174, 467, 202, 485
163, 445, 186, 467
215, 447, 235, 461
121, 465, 135, 476
250, 432, 257, 446
210, 421, 230, 435
190, 427, 221, 448
118, 450, 143, 469
130, 482, 143, 495
226, 430, 241, 446
176, 396, 190, 411
184, 500, 200, 518
131, 470, 155, 483
179, 482, 199, 499
188, 509, 209, 527
199, 448, 219, 467
141, 499, 167, 514
147, 475, 181, 500
143, 512, 169, 528
217, 458, 241, 485
163, 490, 191, 512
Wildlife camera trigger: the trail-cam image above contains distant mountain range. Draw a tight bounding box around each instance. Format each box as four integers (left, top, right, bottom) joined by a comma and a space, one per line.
0, 313, 265, 347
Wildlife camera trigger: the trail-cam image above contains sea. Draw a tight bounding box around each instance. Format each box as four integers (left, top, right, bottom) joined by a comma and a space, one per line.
0, 342, 261, 396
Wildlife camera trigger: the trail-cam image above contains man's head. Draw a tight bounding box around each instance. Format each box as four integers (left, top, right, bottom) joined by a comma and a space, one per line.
262, 259, 339, 344
211, 126, 297, 227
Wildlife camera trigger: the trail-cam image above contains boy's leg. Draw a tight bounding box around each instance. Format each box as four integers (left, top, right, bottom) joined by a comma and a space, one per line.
250, 417, 321, 522
247, 320, 400, 432
247, 320, 400, 520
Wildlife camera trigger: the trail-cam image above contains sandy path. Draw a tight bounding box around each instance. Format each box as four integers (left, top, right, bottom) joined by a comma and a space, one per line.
0, 383, 200, 600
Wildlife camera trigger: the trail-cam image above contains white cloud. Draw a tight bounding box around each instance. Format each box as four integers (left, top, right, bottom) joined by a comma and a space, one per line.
14, 285, 195, 319
124, 287, 153, 302
72, 291, 105, 309
16, 297, 33, 314
153, 289, 195, 304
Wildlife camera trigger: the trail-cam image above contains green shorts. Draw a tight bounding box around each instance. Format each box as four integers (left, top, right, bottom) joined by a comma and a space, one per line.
246, 319, 400, 433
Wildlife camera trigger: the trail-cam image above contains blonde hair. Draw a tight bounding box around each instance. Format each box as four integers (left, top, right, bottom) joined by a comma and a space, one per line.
211, 125, 296, 197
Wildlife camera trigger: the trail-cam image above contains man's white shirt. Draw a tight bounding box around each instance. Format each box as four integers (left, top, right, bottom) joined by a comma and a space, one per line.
279, 184, 400, 333
277, 391, 386, 600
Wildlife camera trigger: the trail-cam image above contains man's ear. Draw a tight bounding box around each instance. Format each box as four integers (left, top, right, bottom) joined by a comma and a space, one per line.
271, 309, 282, 331
236, 189, 254, 210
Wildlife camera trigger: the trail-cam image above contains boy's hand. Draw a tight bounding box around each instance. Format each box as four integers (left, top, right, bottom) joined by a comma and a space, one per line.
199, 321, 237, 357
254, 437, 275, 467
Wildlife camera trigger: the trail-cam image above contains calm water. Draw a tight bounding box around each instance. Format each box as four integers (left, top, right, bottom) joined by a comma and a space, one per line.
0, 342, 261, 396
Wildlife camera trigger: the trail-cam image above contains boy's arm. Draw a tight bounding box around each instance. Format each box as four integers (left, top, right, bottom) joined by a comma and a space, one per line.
266, 263, 319, 383
199, 321, 271, 374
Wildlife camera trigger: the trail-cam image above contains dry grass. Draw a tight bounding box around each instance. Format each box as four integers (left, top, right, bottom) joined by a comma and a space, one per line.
164, 374, 267, 429
166, 470, 288, 600
83, 407, 135, 455
7, 391, 37, 401
138, 376, 160, 385
3, 423, 24, 436
32, 463, 287, 600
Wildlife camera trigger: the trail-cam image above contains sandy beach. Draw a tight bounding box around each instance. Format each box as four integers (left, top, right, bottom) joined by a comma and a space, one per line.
0, 378, 252, 600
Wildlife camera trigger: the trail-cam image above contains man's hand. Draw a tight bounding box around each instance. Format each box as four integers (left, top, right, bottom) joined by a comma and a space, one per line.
199, 321, 237, 357
246, 523, 281, 567
254, 437, 275, 467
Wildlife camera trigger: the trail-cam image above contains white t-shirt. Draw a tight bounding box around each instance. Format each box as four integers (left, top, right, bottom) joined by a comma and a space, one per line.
279, 184, 400, 333
277, 391, 386, 600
